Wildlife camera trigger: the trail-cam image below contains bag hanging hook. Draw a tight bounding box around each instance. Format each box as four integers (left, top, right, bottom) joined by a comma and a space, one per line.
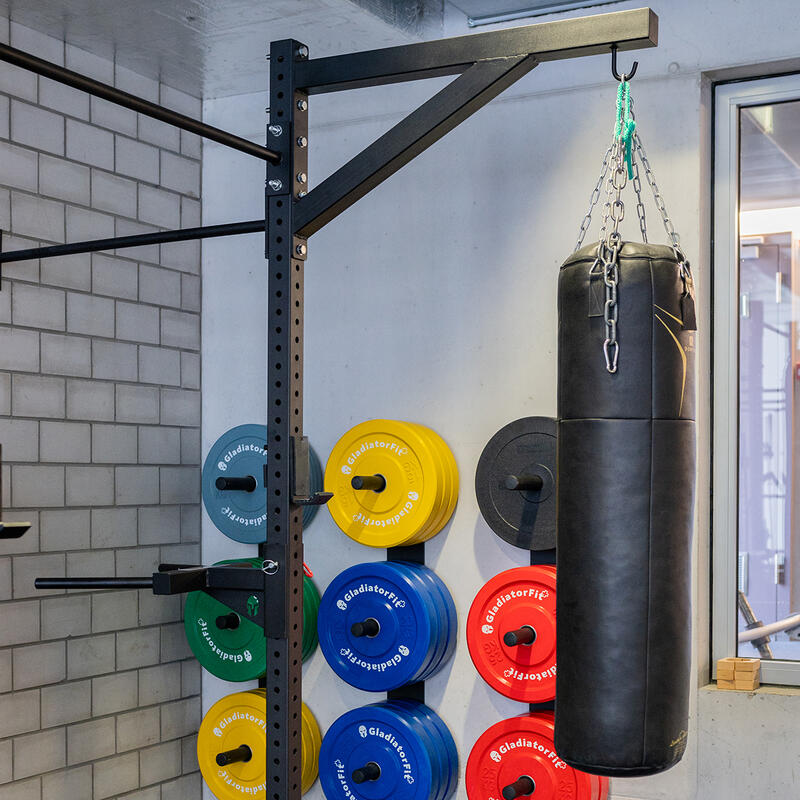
610, 43, 638, 81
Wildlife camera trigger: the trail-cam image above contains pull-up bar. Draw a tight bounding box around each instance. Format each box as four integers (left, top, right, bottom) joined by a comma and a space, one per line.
0, 41, 280, 164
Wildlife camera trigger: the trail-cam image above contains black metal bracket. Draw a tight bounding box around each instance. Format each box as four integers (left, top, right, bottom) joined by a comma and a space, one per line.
291, 436, 332, 507
34, 563, 268, 630
0, 443, 31, 539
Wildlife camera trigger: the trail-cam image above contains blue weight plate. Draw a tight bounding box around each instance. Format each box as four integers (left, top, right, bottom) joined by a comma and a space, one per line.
385, 701, 449, 800
319, 703, 436, 800
379, 563, 445, 685
202, 424, 322, 542
404, 565, 456, 681
317, 562, 437, 691
412, 704, 459, 800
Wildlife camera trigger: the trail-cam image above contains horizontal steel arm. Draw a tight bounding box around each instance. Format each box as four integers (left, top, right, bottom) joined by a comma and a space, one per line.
0, 42, 280, 163
295, 54, 537, 237
296, 7, 656, 93
0, 219, 265, 264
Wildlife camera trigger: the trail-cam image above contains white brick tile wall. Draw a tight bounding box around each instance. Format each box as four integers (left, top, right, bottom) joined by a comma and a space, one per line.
65, 119, 113, 169
92, 671, 138, 717
91, 254, 138, 300
0, 23, 201, 796
11, 101, 65, 156
39, 155, 91, 206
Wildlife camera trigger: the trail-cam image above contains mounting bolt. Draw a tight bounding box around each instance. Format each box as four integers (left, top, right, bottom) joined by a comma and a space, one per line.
268, 124, 283, 136
296, 136, 308, 148
262, 559, 279, 575
296, 172, 307, 184
268, 179, 283, 191
295, 243, 307, 256
297, 99, 308, 112
296, 45, 309, 59
297, 190, 307, 198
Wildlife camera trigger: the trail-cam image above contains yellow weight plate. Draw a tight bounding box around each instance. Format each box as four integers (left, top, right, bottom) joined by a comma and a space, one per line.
197, 690, 267, 800
301, 704, 322, 794
325, 420, 441, 548
198, 691, 320, 798
399, 422, 449, 545
404, 422, 459, 545
420, 424, 459, 535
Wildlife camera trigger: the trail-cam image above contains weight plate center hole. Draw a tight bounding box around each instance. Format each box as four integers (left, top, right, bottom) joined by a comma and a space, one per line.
503, 625, 536, 647
351, 474, 387, 493
350, 618, 381, 638
352, 761, 381, 784
502, 775, 535, 799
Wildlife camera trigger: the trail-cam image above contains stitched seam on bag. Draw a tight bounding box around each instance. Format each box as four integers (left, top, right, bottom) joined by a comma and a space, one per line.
642, 256, 655, 767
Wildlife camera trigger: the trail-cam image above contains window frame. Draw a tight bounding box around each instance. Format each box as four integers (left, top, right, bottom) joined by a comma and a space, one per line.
713, 74, 800, 686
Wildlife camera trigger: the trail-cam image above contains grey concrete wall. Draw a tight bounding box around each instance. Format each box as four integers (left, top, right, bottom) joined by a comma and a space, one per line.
0, 18, 202, 800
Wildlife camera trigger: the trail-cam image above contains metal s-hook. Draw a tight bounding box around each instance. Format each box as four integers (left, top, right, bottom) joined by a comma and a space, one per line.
610, 43, 638, 81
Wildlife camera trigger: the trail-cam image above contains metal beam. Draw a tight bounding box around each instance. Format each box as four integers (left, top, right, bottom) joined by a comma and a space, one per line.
296, 6, 656, 93
0, 42, 280, 163
295, 54, 537, 237
0, 220, 264, 264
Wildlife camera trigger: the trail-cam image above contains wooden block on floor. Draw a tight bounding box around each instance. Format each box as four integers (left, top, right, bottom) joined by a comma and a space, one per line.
717, 678, 737, 690
733, 657, 760, 673
716, 666, 735, 681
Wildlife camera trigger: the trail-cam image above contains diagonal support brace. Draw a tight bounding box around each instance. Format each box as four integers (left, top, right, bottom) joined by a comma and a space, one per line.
294, 54, 538, 238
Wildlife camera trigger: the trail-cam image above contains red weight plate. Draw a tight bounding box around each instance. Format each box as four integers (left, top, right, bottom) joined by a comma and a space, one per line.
596, 776, 611, 800
467, 566, 556, 703
465, 713, 595, 800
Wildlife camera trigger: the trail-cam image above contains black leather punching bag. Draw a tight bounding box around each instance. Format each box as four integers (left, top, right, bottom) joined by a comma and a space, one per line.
555, 241, 696, 777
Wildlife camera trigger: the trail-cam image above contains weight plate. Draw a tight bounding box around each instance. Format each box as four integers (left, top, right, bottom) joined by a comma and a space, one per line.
389, 701, 458, 800
302, 703, 322, 794
467, 566, 557, 703
475, 417, 557, 551
197, 689, 267, 799
185, 559, 320, 681
303, 573, 321, 662
466, 712, 596, 800
379, 562, 443, 685
198, 691, 320, 798
318, 702, 441, 800
318, 561, 445, 691
202, 424, 323, 543
392, 561, 456, 681
325, 420, 443, 548
402, 423, 458, 546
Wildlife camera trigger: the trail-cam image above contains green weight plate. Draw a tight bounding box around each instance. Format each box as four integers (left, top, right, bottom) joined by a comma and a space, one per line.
185, 558, 320, 681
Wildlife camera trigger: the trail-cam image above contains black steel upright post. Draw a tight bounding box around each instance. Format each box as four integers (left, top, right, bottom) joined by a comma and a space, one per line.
263, 38, 309, 800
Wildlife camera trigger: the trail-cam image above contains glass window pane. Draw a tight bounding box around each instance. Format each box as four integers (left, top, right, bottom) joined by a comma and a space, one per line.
738, 101, 800, 659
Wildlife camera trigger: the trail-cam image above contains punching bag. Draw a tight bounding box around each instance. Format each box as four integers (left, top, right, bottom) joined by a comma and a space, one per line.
555, 239, 696, 776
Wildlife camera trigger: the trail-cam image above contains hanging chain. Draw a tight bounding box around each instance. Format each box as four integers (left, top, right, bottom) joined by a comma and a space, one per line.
573, 85, 687, 373
633, 131, 681, 258
598, 137, 627, 373
574, 140, 615, 252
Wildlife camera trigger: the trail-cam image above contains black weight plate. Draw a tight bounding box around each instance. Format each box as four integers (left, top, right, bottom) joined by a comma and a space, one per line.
475, 417, 556, 550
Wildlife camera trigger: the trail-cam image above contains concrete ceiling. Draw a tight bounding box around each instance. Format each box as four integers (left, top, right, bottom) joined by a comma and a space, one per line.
1, 0, 443, 98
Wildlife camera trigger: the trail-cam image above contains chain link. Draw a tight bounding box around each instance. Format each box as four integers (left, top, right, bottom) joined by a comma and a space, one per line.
574, 91, 686, 373
633, 131, 681, 257
574, 140, 615, 252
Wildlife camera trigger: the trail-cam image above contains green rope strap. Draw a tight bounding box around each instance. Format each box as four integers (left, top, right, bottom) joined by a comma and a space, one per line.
614, 80, 636, 179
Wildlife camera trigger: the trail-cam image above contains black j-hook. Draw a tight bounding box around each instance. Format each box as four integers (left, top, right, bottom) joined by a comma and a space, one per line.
611, 43, 638, 81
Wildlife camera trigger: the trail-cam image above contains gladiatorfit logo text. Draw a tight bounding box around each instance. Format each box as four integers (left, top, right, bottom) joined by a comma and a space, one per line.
343, 439, 408, 470
198, 619, 253, 663
217, 443, 266, 472
216, 768, 266, 796
484, 588, 550, 623
220, 505, 267, 528
336, 582, 407, 610
339, 645, 410, 672
491, 737, 567, 769
213, 711, 266, 737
